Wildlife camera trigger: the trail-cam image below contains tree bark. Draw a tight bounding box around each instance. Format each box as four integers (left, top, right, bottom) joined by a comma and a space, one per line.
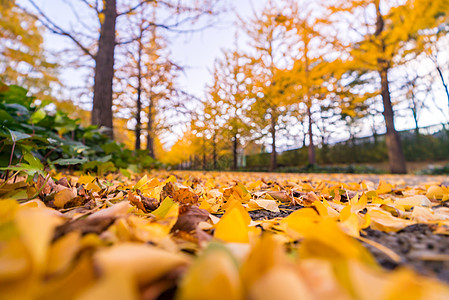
232, 134, 238, 170
374, 0, 406, 174
410, 93, 420, 138
270, 112, 277, 171
91, 0, 117, 139
307, 105, 316, 166
380, 67, 407, 174
202, 137, 207, 170
213, 131, 217, 169
146, 97, 154, 158
135, 34, 143, 150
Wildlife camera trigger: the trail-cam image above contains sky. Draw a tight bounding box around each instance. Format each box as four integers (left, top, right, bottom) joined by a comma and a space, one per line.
16, 0, 449, 150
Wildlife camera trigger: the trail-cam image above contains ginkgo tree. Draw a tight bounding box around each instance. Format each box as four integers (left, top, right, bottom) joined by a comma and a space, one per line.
114, 6, 182, 158
242, 0, 297, 171
208, 49, 254, 170
328, 0, 449, 173
0, 0, 58, 99
19, 0, 222, 138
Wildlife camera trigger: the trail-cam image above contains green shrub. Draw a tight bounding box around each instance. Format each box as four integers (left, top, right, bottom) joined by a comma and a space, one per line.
0, 82, 160, 177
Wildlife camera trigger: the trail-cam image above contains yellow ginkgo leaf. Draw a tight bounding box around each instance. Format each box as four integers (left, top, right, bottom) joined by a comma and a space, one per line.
377, 180, 393, 194
253, 199, 279, 213
248, 266, 312, 300
426, 185, 445, 200
53, 188, 77, 209
394, 195, 431, 210
133, 175, 148, 191
281, 208, 321, 237
85, 182, 101, 193
176, 243, 243, 300
215, 207, 250, 243
0, 238, 31, 282
15, 207, 63, 273
76, 271, 138, 300
367, 207, 414, 232
222, 197, 251, 225
94, 243, 190, 285
240, 234, 285, 288
77, 174, 95, 185
46, 231, 81, 276
299, 219, 375, 264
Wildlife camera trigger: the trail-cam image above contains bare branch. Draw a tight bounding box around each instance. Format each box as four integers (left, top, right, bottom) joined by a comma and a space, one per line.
117, 0, 154, 17
18, 0, 95, 59
77, 0, 100, 14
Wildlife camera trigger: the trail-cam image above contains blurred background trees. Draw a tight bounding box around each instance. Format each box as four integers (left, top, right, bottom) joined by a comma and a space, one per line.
1, 0, 449, 173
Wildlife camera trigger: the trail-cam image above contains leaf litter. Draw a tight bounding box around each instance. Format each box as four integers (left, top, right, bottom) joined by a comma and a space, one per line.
1, 171, 449, 299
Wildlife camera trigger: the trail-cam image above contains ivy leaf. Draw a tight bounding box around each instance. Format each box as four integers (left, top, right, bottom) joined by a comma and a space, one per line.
52, 158, 88, 166
7, 128, 31, 143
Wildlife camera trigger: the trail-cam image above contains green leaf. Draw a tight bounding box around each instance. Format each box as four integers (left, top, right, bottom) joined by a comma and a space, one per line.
7, 129, 31, 143
0, 109, 15, 124
151, 196, 176, 219
134, 175, 148, 190
30, 108, 46, 124
51, 158, 88, 166
96, 155, 112, 163
120, 168, 131, 179
0, 164, 42, 176
23, 153, 43, 169
101, 142, 121, 154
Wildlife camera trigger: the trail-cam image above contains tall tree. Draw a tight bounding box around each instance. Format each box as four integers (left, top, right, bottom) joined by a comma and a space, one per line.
242, 0, 294, 171
328, 0, 449, 173
0, 1, 58, 97
209, 50, 252, 170
20, 0, 222, 138
115, 18, 181, 158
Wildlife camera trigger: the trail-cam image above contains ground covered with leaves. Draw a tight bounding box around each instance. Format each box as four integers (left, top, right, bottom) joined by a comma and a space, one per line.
1, 171, 449, 300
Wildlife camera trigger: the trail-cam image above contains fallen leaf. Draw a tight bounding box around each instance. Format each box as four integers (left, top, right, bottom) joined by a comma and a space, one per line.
426, 185, 445, 200
94, 243, 190, 285
15, 207, 63, 272
253, 199, 279, 213
215, 207, 249, 243
173, 188, 199, 205
248, 266, 312, 300
54, 188, 77, 209
127, 191, 146, 212
176, 243, 243, 300
394, 195, 431, 210
172, 206, 209, 233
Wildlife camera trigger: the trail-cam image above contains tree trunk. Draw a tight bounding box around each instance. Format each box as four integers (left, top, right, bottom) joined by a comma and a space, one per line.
270, 112, 277, 171
307, 105, 316, 166
232, 134, 238, 170
410, 93, 420, 138
135, 35, 143, 150
213, 131, 217, 169
374, 0, 406, 174
202, 136, 207, 170
91, 0, 117, 139
380, 67, 407, 174
146, 97, 154, 158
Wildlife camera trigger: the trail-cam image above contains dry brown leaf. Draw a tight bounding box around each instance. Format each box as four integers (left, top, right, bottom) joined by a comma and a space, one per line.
172, 206, 209, 233
127, 191, 147, 212
173, 188, 199, 205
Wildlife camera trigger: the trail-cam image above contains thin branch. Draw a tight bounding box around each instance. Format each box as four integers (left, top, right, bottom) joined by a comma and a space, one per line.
117, 0, 154, 17
77, 0, 100, 14
19, 0, 95, 59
